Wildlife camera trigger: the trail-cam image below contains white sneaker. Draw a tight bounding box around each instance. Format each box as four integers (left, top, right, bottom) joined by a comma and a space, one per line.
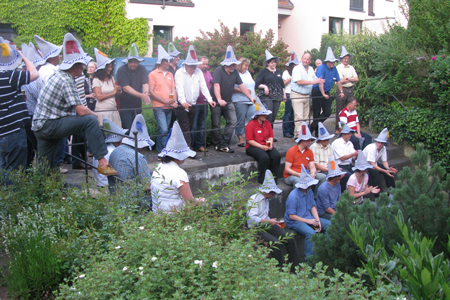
59, 167, 68, 174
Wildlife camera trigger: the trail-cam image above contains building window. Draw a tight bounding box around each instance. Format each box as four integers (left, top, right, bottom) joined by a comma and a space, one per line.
350, 0, 363, 11
0, 24, 17, 41
350, 19, 362, 35
368, 0, 375, 16
329, 18, 344, 34
153, 26, 173, 41
240, 23, 254, 36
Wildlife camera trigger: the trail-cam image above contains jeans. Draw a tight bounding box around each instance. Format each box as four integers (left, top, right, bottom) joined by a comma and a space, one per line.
173, 105, 196, 147
0, 127, 27, 184
191, 104, 208, 149
285, 175, 301, 186
120, 109, 139, 131
246, 146, 281, 184
289, 218, 331, 261
260, 95, 281, 127
350, 132, 372, 150
71, 132, 87, 167
210, 102, 237, 148
310, 89, 331, 135
234, 102, 255, 137
25, 120, 37, 168
282, 93, 294, 136
54, 137, 67, 166
368, 164, 396, 194
153, 108, 172, 153
34, 115, 108, 170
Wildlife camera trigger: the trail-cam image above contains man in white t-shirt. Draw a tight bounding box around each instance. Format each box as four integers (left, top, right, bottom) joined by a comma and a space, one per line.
332, 123, 359, 191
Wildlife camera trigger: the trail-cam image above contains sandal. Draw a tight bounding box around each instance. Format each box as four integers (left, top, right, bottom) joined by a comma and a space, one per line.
237, 143, 245, 147
217, 147, 235, 153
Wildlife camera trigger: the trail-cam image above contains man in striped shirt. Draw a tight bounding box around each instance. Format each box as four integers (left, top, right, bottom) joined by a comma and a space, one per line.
338, 97, 372, 150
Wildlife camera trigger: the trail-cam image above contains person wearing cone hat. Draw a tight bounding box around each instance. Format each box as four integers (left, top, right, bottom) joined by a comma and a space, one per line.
363, 128, 398, 194
282, 52, 299, 138
148, 45, 178, 153
316, 158, 346, 220
116, 43, 150, 130
255, 49, 285, 129
310, 122, 335, 195
32, 32, 118, 177
152, 121, 203, 213
0, 37, 39, 182
347, 151, 380, 204
34, 35, 62, 90
210, 45, 255, 153
339, 97, 372, 150
291, 52, 325, 139
245, 98, 281, 184
332, 122, 358, 192
247, 170, 300, 271
109, 114, 153, 189
335, 46, 358, 134
284, 122, 317, 187
285, 164, 331, 261
174, 45, 216, 147
167, 42, 182, 77
310, 47, 345, 137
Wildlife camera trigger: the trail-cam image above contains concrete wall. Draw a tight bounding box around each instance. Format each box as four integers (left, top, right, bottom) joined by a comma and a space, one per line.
278, 0, 407, 55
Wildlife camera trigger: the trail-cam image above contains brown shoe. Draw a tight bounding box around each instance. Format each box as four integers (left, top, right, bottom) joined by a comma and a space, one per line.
195, 147, 208, 152
97, 164, 118, 176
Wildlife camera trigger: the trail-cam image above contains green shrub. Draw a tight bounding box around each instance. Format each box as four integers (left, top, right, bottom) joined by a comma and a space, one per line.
426, 51, 450, 106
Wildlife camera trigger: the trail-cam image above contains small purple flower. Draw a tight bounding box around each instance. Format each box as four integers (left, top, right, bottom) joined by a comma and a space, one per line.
443, 81, 446, 84
432, 56, 436, 61
443, 55, 446, 58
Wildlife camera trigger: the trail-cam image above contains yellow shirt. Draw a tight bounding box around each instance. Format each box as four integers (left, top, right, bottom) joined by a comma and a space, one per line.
336, 64, 358, 88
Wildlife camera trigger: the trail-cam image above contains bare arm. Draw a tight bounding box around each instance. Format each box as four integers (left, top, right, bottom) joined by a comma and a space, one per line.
238, 83, 255, 102
20, 52, 39, 82
148, 85, 169, 105
285, 161, 301, 177
288, 214, 316, 225
179, 181, 194, 201
123, 85, 150, 105
315, 162, 328, 172
339, 151, 358, 162
309, 161, 317, 178
93, 86, 116, 101
325, 207, 336, 215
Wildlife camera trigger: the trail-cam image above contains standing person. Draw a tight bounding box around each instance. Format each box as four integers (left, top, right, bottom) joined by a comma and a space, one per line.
316, 158, 346, 220
245, 98, 280, 184
231, 57, 256, 147
92, 48, 121, 127
247, 170, 300, 271
86, 61, 97, 111
174, 45, 215, 147
335, 46, 358, 134
310, 47, 345, 136
290, 53, 324, 139
116, 43, 150, 130
282, 52, 299, 138
191, 56, 213, 152
167, 42, 181, 77
210, 46, 254, 153
149, 45, 177, 153
0, 38, 38, 183
255, 50, 285, 129
339, 97, 372, 150
32, 32, 117, 176
315, 59, 322, 72
332, 123, 359, 191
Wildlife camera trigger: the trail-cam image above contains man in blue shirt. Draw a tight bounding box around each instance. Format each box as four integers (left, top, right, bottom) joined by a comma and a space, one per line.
285, 164, 331, 261
310, 47, 345, 136
316, 159, 346, 220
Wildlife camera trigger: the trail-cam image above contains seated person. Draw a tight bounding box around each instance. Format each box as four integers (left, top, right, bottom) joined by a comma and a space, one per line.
285, 164, 331, 261
363, 128, 398, 195
245, 98, 281, 184
316, 159, 346, 220
332, 123, 359, 192
339, 97, 372, 150
310, 122, 335, 194
284, 122, 317, 186
152, 121, 204, 213
247, 170, 300, 271
347, 151, 380, 205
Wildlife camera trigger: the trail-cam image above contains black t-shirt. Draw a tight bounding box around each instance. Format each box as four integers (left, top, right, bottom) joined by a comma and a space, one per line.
209, 66, 243, 103
255, 68, 284, 101
116, 64, 148, 109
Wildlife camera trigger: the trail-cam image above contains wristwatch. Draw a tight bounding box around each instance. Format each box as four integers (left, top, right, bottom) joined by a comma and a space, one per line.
340, 90, 344, 93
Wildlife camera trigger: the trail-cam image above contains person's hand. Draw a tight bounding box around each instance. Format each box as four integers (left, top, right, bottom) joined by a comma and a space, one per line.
389, 166, 398, 174
371, 186, 381, 194
141, 93, 150, 105
264, 86, 269, 95
181, 102, 190, 110
339, 92, 345, 98
196, 197, 205, 203
261, 145, 270, 151
353, 150, 359, 157
323, 94, 330, 99
267, 218, 281, 227
115, 85, 121, 94
172, 102, 178, 108
310, 171, 316, 179
218, 99, 227, 107
268, 141, 273, 150
355, 132, 361, 139
209, 101, 216, 108
364, 185, 373, 195
250, 97, 256, 104
86, 93, 95, 98
385, 169, 395, 177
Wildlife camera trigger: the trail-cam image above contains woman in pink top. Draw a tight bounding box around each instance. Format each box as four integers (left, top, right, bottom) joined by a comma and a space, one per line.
347, 151, 380, 204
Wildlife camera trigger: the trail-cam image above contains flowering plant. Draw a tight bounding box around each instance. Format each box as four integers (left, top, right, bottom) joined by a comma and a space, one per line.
426, 50, 450, 106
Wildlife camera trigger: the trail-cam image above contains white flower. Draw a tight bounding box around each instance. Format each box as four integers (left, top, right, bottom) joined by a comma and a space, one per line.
115, 246, 121, 249
139, 271, 144, 276
70, 287, 76, 291
138, 267, 144, 270
212, 261, 218, 268
123, 267, 128, 271
194, 260, 203, 267
139, 226, 144, 230
184, 225, 192, 231
208, 242, 213, 246
152, 256, 157, 262
77, 274, 85, 279
248, 255, 252, 258
274, 284, 278, 287
62, 197, 66, 200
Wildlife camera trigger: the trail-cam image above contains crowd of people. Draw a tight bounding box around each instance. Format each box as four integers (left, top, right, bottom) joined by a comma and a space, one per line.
0, 33, 399, 268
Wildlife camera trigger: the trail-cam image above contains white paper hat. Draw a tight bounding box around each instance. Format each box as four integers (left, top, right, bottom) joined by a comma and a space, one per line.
339, 122, 355, 135
122, 114, 155, 149
158, 121, 196, 160
122, 43, 144, 64
352, 151, 373, 171
295, 122, 316, 143
59, 33, 90, 70
374, 128, 390, 145
182, 45, 201, 66
295, 164, 319, 189
103, 118, 129, 143
317, 122, 335, 141
167, 42, 182, 58
221, 45, 241, 66
34, 35, 62, 61
94, 48, 115, 70
0, 38, 22, 71
324, 47, 339, 63
326, 158, 346, 180
263, 49, 279, 67
156, 45, 172, 64
285, 51, 300, 66
252, 97, 272, 118
259, 170, 282, 194
339, 46, 353, 59
21, 42, 45, 68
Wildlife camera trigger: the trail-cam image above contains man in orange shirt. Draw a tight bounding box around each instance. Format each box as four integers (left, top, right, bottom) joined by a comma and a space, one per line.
284, 122, 317, 186
149, 45, 178, 153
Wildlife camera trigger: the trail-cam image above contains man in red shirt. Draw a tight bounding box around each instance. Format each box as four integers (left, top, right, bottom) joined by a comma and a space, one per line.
284, 122, 317, 186
338, 97, 372, 150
